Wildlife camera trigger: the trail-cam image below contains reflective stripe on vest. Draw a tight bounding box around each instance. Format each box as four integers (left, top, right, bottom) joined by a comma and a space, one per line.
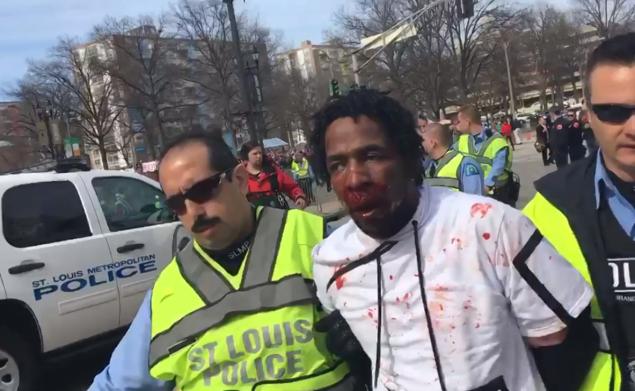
426, 177, 460, 189
149, 208, 350, 390
594, 321, 611, 352
426, 150, 463, 191
149, 274, 316, 367
291, 159, 309, 178
523, 193, 622, 391
457, 133, 511, 183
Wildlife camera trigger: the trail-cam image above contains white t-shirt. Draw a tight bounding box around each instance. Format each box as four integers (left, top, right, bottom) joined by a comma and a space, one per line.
313, 185, 593, 391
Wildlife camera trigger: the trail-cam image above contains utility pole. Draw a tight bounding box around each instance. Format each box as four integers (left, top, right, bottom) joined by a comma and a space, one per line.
223, 0, 260, 145
503, 40, 516, 118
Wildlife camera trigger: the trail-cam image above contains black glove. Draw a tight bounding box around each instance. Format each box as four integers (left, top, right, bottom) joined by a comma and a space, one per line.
315, 310, 372, 390
315, 310, 363, 360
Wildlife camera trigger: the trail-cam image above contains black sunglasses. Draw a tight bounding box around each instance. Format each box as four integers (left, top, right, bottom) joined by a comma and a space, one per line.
591, 104, 635, 124
165, 169, 232, 215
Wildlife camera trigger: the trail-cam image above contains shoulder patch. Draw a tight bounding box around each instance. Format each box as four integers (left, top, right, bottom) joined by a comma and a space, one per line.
464, 163, 480, 177
556, 124, 563, 130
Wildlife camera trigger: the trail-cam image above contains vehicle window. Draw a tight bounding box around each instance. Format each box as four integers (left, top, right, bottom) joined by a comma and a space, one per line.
2, 181, 92, 248
92, 177, 175, 232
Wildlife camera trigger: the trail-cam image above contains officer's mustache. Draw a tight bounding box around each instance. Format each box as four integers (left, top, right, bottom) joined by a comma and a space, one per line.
192, 216, 221, 233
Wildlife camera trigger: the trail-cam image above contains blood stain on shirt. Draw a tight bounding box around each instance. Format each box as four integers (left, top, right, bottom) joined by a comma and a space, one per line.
482, 232, 491, 240
475, 323, 481, 329
389, 275, 394, 281
470, 202, 493, 219
333, 265, 347, 289
431, 284, 449, 292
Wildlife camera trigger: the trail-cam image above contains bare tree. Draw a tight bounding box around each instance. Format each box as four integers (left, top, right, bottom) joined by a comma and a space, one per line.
334, 0, 416, 105
172, 0, 239, 133
93, 16, 189, 158
402, 0, 455, 117
27, 38, 124, 169
573, 0, 635, 38
524, 6, 583, 109
266, 64, 328, 143
445, 0, 515, 102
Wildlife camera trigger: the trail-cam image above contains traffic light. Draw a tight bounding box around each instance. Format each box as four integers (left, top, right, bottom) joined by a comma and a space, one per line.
330, 79, 340, 97
456, 0, 474, 19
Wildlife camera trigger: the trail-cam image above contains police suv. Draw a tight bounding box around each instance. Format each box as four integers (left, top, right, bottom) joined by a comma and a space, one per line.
0, 162, 189, 391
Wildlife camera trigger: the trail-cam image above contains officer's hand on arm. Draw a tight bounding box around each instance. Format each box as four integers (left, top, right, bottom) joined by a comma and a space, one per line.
88, 291, 174, 391
315, 310, 371, 391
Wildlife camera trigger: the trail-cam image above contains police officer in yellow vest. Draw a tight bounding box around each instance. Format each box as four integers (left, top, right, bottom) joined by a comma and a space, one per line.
291, 151, 311, 179
420, 122, 485, 194
524, 33, 635, 391
89, 132, 359, 391
455, 105, 518, 205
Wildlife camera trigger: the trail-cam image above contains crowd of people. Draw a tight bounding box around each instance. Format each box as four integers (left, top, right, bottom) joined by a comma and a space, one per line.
87, 32, 635, 391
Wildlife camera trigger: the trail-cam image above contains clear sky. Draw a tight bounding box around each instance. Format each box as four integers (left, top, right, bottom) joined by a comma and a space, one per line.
0, 0, 569, 100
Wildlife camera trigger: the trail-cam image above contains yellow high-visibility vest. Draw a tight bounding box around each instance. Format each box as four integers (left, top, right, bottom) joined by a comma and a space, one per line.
425, 150, 463, 191
524, 193, 622, 391
457, 133, 512, 186
149, 207, 352, 390
291, 158, 310, 178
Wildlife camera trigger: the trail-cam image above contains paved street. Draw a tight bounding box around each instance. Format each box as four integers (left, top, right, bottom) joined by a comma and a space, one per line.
51, 140, 554, 391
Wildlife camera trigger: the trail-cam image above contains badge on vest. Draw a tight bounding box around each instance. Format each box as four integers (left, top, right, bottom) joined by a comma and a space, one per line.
608, 257, 635, 303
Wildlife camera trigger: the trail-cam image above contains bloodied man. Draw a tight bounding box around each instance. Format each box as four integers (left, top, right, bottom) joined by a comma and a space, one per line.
308, 89, 598, 391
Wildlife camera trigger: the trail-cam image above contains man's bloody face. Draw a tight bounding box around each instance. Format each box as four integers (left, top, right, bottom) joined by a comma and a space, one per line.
325, 115, 413, 238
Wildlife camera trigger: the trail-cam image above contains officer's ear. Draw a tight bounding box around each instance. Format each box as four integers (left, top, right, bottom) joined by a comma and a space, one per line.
232, 164, 249, 196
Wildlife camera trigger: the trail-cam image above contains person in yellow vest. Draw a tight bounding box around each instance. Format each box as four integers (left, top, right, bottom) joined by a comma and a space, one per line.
523, 33, 635, 391
291, 150, 315, 204
455, 105, 518, 206
89, 132, 361, 391
420, 122, 485, 194
291, 150, 311, 179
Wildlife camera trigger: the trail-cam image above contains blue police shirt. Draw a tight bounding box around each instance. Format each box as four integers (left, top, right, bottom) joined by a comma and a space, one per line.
458, 155, 485, 195
471, 129, 508, 188
594, 152, 635, 239
88, 291, 173, 391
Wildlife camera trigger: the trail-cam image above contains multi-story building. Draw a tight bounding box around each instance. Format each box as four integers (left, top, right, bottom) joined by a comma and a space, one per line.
277, 40, 355, 86
76, 26, 233, 170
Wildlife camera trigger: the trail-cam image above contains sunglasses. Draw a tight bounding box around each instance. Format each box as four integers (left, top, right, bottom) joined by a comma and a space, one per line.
591, 104, 635, 124
165, 169, 232, 215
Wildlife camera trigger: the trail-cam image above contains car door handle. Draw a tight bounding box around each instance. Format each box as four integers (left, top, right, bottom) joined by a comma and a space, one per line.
9, 261, 46, 275
117, 243, 145, 254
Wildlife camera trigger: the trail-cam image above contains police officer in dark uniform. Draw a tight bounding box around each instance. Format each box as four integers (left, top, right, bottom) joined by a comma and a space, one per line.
549, 108, 570, 168
567, 110, 587, 162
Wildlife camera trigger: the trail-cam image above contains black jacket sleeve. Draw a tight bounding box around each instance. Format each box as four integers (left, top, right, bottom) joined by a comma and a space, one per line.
531, 306, 599, 391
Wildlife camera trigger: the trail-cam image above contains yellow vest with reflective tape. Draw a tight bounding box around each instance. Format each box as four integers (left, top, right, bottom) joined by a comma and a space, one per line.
425, 150, 463, 191
291, 158, 310, 178
523, 193, 621, 391
149, 207, 352, 390
457, 133, 512, 186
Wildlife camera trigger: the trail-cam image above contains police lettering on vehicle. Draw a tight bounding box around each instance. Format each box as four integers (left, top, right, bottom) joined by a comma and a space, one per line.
187, 319, 313, 387
31, 254, 157, 301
